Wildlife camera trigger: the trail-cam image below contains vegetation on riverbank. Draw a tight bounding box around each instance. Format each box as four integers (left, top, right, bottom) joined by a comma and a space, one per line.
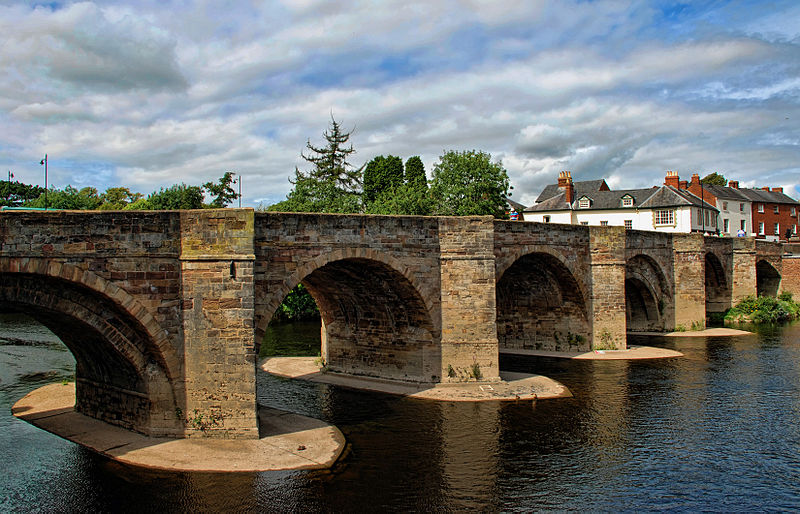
723, 292, 800, 325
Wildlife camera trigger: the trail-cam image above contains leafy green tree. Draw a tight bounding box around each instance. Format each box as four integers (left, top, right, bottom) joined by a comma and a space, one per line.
146, 183, 204, 210
363, 155, 404, 206
99, 187, 143, 210
203, 171, 240, 208
366, 182, 432, 215
701, 172, 727, 186
272, 284, 320, 321
25, 186, 102, 210
404, 156, 427, 193
270, 116, 364, 213
429, 150, 511, 218
0, 180, 45, 207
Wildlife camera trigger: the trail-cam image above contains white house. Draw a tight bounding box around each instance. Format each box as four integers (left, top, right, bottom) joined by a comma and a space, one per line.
524, 171, 719, 233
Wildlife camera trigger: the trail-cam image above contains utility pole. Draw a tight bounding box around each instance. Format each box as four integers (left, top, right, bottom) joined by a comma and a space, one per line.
39, 154, 48, 210
238, 174, 242, 208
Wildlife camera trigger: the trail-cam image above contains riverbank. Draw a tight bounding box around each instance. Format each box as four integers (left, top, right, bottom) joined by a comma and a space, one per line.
634, 327, 753, 338
262, 357, 571, 400
500, 344, 683, 360
12, 382, 345, 473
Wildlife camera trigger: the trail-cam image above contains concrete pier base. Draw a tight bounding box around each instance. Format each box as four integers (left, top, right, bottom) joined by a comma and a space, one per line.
12, 383, 345, 473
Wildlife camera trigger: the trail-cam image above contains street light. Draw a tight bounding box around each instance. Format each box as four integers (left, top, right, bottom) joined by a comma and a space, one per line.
39, 154, 48, 210
233, 173, 242, 208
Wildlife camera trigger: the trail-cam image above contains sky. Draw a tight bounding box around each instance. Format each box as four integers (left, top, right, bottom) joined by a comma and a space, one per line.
1, 1, 799, 207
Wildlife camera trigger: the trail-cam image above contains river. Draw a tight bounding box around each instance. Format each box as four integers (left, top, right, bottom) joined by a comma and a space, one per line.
2, 314, 800, 511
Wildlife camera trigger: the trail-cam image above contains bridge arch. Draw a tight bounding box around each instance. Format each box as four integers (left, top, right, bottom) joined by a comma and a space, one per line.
756, 259, 781, 297
625, 254, 670, 332
705, 252, 731, 315
496, 249, 590, 352
0, 259, 181, 436
259, 251, 440, 383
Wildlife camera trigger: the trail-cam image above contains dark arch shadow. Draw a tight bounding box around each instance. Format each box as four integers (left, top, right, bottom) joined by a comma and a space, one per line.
0, 273, 180, 436
757, 260, 781, 297
705, 252, 731, 316
625, 254, 670, 332
496, 252, 590, 352
262, 258, 440, 383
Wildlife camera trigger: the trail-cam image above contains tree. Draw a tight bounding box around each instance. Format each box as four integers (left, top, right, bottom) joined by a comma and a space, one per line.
363, 155, 404, 206
701, 172, 727, 186
429, 150, 511, 218
404, 156, 427, 193
366, 181, 432, 215
24, 186, 102, 210
0, 180, 45, 207
270, 116, 364, 213
203, 172, 240, 208
99, 187, 143, 210
146, 183, 204, 210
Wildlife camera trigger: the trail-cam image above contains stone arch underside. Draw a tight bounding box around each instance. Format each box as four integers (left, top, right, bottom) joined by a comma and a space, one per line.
757, 260, 781, 297
625, 254, 670, 332
265, 258, 440, 383
496, 252, 590, 352
0, 273, 180, 436
705, 252, 731, 315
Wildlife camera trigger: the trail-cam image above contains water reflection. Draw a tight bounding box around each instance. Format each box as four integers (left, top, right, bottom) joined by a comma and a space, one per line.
3, 314, 800, 510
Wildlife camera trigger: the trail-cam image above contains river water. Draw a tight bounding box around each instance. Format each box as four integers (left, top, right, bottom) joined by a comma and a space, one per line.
2, 314, 800, 512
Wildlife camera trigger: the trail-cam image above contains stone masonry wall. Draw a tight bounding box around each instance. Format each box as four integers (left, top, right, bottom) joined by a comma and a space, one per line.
672, 233, 706, 330
588, 226, 627, 349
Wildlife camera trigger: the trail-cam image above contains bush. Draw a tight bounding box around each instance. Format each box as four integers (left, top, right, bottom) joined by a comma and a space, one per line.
724, 295, 800, 325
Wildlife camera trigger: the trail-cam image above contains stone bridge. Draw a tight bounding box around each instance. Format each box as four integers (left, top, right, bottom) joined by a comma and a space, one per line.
0, 210, 790, 439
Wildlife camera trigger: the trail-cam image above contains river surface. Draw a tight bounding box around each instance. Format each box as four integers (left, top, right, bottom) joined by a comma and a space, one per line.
2, 314, 800, 512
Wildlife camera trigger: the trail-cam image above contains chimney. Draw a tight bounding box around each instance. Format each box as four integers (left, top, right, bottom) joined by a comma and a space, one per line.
690, 173, 700, 186
728, 180, 739, 189
558, 170, 574, 204
679, 180, 688, 189
761, 187, 770, 191
664, 170, 680, 188
773, 187, 783, 193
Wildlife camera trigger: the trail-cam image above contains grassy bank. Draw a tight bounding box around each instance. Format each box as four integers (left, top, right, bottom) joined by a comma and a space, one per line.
724, 292, 800, 325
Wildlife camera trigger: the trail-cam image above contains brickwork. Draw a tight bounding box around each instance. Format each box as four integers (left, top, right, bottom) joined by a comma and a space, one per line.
0, 210, 791, 438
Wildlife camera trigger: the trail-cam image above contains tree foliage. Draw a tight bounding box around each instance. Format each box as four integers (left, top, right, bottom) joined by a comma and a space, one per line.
145, 183, 204, 210
429, 150, 511, 218
25, 186, 102, 210
270, 116, 363, 213
0, 180, 46, 207
363, 155, 404, 206
99, 187, 143, 210
203, 171, 240, 208
404, 156, 427, 193
701, 172, 727, 186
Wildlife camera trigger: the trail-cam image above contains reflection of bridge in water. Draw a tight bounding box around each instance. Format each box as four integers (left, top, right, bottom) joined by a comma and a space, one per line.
0, 210, 792, 439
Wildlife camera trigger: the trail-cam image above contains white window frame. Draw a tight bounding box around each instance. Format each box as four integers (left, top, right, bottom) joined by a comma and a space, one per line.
775, 223, 780, 236
792, 207, 797, 216
578, 197, 590, 209
624, 220, 632, 230
758, 204, 764, 213
740, 203, 744, 212
580, 221, 589, 226
543, 215, 550, 223
774, 205, 780, 214
758, 222, 765, 235
600, 220, 609, 226
654, 209, 675, 226
621, 196, 633, 207
723, 219, 729, 233
722, 201, 728, 211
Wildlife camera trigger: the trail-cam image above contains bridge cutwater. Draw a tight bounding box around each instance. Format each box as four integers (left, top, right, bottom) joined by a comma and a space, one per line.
0, 209, 794, 439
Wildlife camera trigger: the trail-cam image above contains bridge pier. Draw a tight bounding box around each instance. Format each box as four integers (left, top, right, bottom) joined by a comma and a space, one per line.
439, 217, 500, 382
179, 210, 258, 438
672, 234, 706, 331
731, 238, 757, 303
589, 227, 627, 349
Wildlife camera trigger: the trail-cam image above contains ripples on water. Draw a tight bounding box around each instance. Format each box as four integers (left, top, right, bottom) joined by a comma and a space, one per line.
2, 314, 800, 511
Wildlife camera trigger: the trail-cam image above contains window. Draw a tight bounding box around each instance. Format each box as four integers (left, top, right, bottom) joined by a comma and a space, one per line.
722, 201, 728, 211
580, 221, 589, 226
624, 220, 633, 230
740, 203, 744, 212
578, 197, 590, 209
696, 208, 702, 224
794, 225, 798, 235
654, 210, 674, 226
775, 223, 780, 236
792, 207, 797, 216
774, 205, 780, 214
705, 210, 710, 227
740, 220, 746, 231
621, 196, 633, 207
543, 215, 550, 223
723, 219, 729, 233
758, 222, 765, 235
600, 221, 608, 226
758, 204, 764, 213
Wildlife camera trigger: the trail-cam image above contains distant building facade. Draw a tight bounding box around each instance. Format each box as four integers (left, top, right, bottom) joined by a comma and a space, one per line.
524, 171, 718, 233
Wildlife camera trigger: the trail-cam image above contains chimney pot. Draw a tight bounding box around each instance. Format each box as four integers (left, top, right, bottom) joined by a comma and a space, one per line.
773, 187, 783, 193
761, 187, 770, 191
664, 171, 680, 188
728, 180, 739, 189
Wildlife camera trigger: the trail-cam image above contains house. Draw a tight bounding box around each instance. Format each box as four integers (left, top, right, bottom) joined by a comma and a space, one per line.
682, 174, 751, 237
737, 185, 800, 241
525, 171, 718, 233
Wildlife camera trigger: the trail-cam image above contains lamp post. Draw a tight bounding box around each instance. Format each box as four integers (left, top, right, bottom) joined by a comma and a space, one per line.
39, 154, 48, 210
238, 174, 242, 208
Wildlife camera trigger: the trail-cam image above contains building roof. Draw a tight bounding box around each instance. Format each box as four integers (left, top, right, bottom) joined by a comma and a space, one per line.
535, 179, 609, 203
525, 185, 717, 213
736, 187, 800, 205
699, 184, 751, 202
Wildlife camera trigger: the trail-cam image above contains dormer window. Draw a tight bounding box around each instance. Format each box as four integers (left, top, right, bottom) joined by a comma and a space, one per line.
578, 197, 591, 209
621, 195, 634, 207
